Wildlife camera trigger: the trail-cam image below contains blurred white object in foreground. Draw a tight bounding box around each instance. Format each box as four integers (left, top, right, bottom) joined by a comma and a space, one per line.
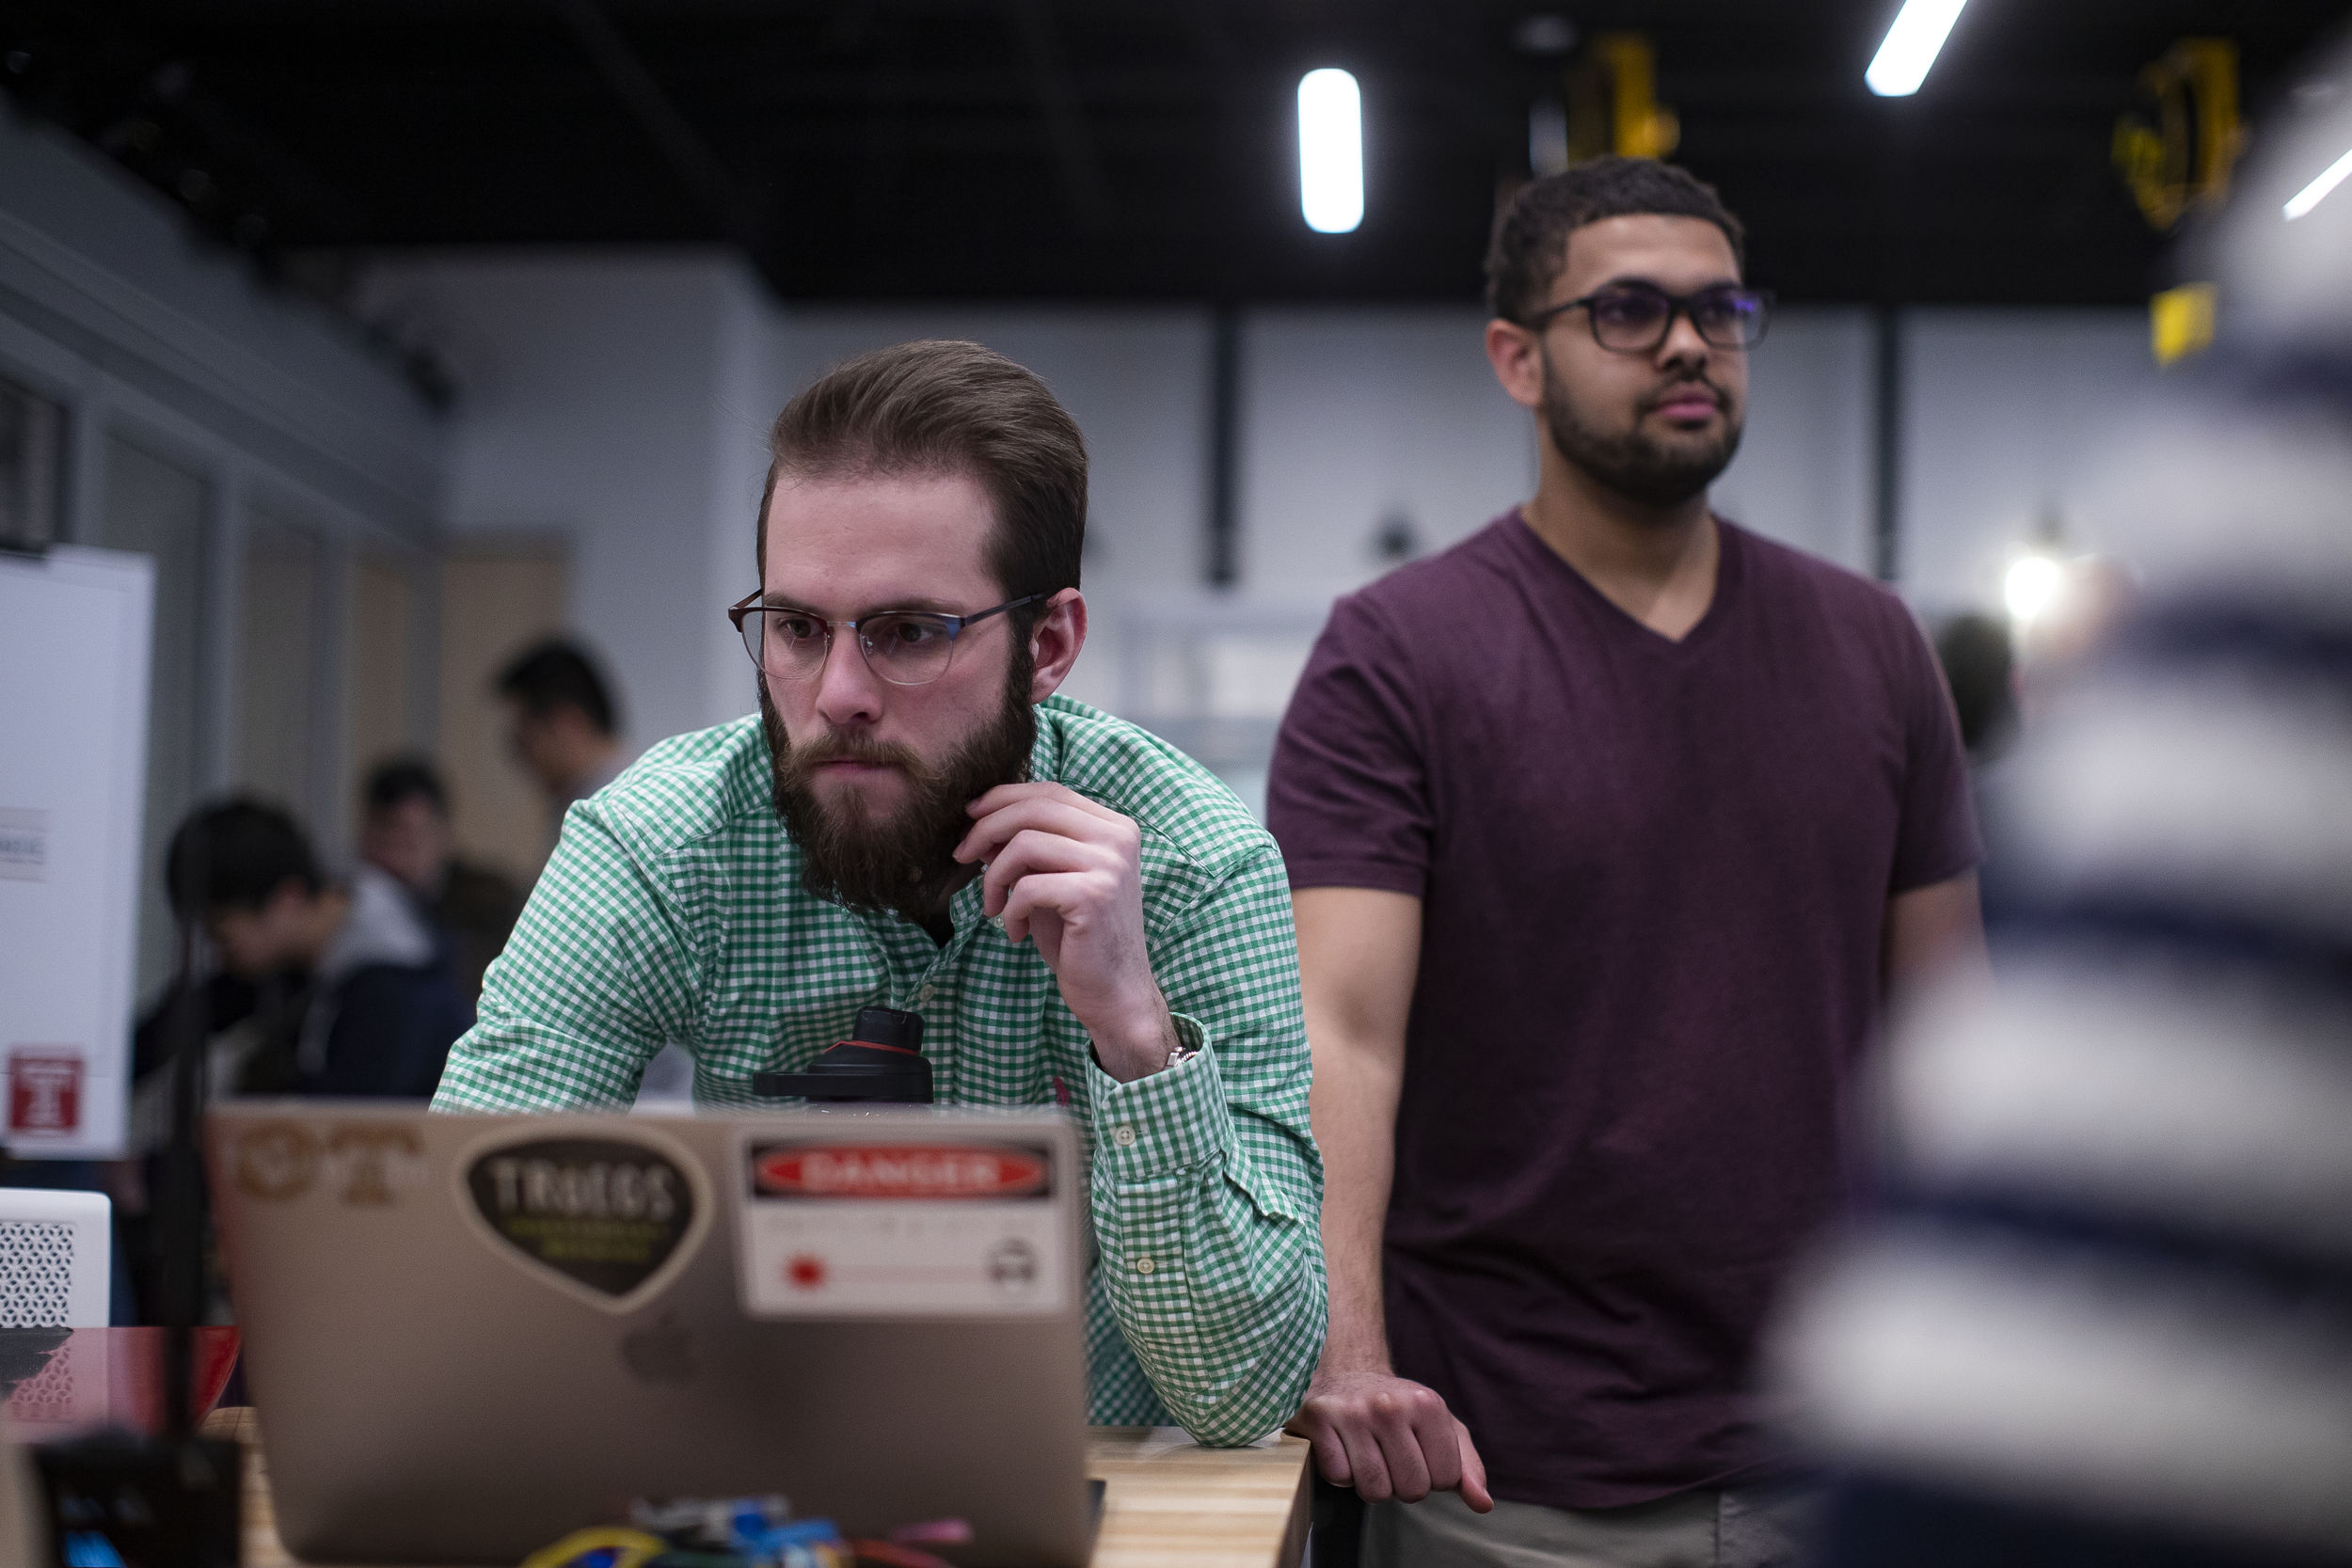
1772, 25, 2352, 1568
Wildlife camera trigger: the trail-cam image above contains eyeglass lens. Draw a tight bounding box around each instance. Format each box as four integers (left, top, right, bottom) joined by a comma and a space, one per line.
1590, 287, 1768, 351
739, 609, 960, 687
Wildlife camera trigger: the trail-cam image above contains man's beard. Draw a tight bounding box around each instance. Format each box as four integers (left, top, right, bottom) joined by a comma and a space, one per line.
1540, 349, 1744, 510
761, 652, 1037, 925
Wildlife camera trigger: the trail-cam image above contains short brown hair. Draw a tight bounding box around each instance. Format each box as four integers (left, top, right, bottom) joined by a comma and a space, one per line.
1486, 156, 1747, 325
755, 341, 1087, 617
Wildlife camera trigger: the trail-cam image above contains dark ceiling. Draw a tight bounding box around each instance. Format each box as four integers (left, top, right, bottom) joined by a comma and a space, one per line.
5, 1, 2349, 309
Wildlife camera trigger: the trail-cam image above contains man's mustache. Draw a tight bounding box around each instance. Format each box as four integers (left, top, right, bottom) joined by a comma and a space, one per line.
788, 735, 924, 773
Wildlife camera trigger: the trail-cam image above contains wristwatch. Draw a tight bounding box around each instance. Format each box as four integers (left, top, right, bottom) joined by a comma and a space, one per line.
1165, 1037, 1202, 1073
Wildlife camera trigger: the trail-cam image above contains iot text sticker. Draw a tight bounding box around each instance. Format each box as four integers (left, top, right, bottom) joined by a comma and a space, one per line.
737, 1137, 1069, 1319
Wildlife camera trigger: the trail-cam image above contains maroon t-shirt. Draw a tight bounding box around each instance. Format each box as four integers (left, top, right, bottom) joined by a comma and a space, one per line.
1266, 512, 1977, 1511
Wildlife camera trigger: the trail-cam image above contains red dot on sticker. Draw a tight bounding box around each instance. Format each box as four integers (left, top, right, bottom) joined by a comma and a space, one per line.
787, 1254, 827, 1290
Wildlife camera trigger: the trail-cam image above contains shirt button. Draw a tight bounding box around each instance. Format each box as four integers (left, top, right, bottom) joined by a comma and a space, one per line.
1112, 1124, 1136, 1148
1133, 1255, 1156, 1276
918, 985, 936, 1006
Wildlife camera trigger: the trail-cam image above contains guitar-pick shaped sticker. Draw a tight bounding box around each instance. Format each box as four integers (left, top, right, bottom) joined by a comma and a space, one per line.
457, 1130, 711, 1313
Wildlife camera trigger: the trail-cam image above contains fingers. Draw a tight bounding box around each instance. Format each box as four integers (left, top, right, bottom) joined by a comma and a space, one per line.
1311, 1393, 1441, 1503
958, 798, 1111, 863
965, 780, 1126, 828
1288, 1409, 1355, 1488
1368, 1388, 1438, 1502
978, 830, 1120, 919
1405, 1395, 1462, 1497
1294, 1379, 1484, 1508
957, 790, 1137, 865
997, 873, 1091, 949
1454, 1418, 1495, 1513
1336, 1420, 1396, 1502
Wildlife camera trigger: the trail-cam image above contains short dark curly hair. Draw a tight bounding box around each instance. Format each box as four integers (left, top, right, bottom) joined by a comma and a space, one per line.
166, 798, 320, 919
496, 641, 619, 737
1486, 156, 1747, 325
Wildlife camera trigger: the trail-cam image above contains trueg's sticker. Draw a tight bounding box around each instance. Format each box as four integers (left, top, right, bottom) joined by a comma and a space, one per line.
461, 1134, 707, 1312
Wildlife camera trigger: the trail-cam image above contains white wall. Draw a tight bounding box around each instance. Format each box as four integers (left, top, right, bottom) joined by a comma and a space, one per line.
1899, 309, 2154, 618
1238, 307, 1534, 605
1715, 308, 1876, 574
361, 253, 771, 752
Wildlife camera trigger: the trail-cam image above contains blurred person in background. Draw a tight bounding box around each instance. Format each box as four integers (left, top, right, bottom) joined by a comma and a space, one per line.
359, 756, 526, 1004
1775, 30, 2352, 1566
1931, 613, 2019, 769
1268, 156, 1985, 1568
1932, 613, 2022, 908
121, 798, 471, 1318
496, 639, 626, 831
134, 798, 470, 1105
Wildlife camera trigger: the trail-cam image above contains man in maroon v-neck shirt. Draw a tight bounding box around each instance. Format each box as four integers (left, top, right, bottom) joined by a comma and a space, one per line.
1267, 158, 1987, 1567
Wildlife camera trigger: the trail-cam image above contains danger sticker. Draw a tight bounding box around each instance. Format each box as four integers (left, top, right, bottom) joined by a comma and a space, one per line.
738, 1136, 1067, 1320
751, 1143, 1048, 1200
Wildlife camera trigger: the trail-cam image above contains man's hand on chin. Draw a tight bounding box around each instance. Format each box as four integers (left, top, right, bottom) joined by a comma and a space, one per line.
955, 782, 1175, 1083
1287, 1366, 1495, 1512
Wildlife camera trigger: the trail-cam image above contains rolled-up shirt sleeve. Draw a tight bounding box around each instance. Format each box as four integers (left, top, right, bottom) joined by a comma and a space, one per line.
1084, 841, 1327, 1446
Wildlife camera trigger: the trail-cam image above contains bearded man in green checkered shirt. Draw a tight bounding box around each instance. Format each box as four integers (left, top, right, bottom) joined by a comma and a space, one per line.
433, 339, 1325, 1446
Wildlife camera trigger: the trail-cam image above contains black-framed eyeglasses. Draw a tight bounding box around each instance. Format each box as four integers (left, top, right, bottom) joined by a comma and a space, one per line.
726, 592, 1041, 687
1522, 283, 1774, 354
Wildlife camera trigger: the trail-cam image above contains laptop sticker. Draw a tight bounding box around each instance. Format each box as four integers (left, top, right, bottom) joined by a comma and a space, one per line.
457, 1128, 713, 1314
736, 1136, 1070, 1319
233, 1120, 322, 1200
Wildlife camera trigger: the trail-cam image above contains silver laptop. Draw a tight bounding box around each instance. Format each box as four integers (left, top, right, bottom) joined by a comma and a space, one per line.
208, 1101, 1095, 1567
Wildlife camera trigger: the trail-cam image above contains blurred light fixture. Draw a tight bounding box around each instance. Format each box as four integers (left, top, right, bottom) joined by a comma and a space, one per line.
1512, 15, 1578, 56
1529, 99, 1569, 177
1866, 0, 1970, 98
2282, 143, 2352, 219
1298, 69, 1363, 233
2288, 78, 2342, 112
2004, 553, 2064, 626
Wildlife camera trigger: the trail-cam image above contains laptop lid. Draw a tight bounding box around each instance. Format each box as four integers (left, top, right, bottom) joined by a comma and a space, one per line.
208, 1101, 1094, 1568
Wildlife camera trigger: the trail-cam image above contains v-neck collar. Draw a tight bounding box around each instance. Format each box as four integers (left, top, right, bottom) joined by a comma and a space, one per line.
1506, 507, 1740, 657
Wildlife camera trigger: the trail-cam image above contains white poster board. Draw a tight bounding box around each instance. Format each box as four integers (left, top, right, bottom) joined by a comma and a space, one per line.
0, 546, 154, 1158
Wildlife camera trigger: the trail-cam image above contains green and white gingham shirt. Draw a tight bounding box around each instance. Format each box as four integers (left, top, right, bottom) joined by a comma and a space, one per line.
433, 696, 1326, 1445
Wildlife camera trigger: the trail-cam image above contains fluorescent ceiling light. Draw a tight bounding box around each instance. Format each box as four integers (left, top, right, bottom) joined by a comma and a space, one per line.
1867, 0, 1970, 98
2282, 144, 2352, 219
2005, 554, 2063, 626
1298, 68, 1363, 233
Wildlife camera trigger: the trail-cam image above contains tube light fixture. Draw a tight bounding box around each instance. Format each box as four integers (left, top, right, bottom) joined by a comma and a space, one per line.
2004, 553, 2064, 626
1298, 68, 1363, 234
2282, 144, 2352, 219
1866, 0, 1971, 98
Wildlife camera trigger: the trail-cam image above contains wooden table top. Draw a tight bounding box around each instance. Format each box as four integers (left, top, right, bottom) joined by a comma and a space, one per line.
200, 1408, 1311, 1568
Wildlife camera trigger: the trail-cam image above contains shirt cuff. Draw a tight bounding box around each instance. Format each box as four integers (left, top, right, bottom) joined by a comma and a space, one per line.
1086, 1012, 1232, 1181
